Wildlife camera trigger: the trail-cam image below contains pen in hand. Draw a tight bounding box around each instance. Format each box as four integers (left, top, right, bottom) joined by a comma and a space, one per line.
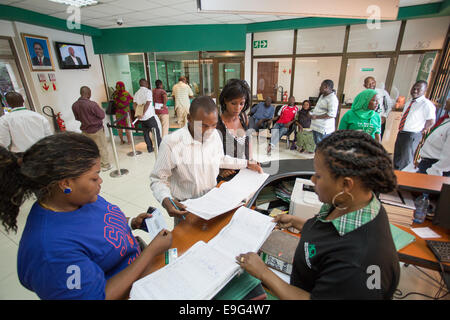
169, 198, 186, 220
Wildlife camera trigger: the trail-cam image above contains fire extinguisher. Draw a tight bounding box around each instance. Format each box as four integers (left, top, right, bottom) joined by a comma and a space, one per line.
283, 91, 288, 102
56, 112, 66, 132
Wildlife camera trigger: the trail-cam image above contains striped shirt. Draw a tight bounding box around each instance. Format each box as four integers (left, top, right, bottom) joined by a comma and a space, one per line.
171, 82, 193, 110
150, 125, 248, 203
316, 194, 381, 236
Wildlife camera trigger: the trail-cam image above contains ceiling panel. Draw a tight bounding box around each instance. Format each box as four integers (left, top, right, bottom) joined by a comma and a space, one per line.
3, 0, 443, 29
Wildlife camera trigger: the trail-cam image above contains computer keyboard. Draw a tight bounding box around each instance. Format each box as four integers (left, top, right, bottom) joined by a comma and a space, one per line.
426, 240, 450, 263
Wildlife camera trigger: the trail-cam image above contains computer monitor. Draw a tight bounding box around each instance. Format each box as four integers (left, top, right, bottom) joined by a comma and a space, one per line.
433, 183, 450, 229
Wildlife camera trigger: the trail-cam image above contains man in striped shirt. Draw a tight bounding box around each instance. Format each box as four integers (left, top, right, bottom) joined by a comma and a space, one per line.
150, 96, 263, 223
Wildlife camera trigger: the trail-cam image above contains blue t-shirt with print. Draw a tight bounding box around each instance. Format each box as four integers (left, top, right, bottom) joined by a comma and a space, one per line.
17, 195, 141, 300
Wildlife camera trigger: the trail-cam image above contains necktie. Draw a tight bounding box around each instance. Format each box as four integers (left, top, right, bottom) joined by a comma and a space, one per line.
398, 100, 414, 131
39, 57, 43, 66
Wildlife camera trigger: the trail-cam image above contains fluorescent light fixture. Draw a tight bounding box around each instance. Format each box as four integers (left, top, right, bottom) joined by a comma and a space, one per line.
48, 0, 98, 7
197, 0, 400, 20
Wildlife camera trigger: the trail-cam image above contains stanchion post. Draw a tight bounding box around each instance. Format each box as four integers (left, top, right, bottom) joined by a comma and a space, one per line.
108, 124, 129, 178
152, 127, 159, 158
126, 112, 142, 157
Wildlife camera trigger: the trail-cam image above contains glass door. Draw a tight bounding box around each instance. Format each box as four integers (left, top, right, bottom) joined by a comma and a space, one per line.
0, 37, 33, 114
342, 57, 391, 105
215, 58, 244, 100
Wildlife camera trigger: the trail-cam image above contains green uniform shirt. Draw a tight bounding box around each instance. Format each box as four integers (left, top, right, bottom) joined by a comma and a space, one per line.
338, 110, 381, 138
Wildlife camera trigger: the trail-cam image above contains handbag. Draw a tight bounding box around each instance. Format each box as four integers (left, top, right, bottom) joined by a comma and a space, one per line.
105, 100, 116, 115
135, 103, 145, 117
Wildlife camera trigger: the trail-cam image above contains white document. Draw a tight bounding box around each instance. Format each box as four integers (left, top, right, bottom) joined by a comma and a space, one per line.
411, 227, 441, 239
154, 102, 163, 110
144, 209, 168, 243
182, 169, 269, 220
130, 207, 276, 300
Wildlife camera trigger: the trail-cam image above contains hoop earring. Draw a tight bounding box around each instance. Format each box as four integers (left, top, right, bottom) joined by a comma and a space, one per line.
63, 187, 72, 194
332, 191, 354, 211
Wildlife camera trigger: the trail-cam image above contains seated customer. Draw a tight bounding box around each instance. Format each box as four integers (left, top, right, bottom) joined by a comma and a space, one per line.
216, 79, 252, 181
150, 96, 263, 224
248, 96, 275, 132
267, 96, 299, 155
338, 89, 381, 142
237, 130, 400, 300
295, 100, 315, 153
0, 132, 172, 300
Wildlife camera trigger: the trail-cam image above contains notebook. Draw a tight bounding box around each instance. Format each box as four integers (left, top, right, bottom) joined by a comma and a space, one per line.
129, 206, 276, 300
389, 224, 416, 251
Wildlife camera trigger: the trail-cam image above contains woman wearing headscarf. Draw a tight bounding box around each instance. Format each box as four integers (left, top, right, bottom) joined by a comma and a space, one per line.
112, 81, 133, 144
339, 89, 381, 142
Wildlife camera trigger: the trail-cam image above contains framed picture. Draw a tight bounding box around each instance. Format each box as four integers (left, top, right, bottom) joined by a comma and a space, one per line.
21, 33, 54, 71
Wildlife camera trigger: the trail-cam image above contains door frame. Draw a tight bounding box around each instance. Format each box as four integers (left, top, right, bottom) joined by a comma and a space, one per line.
212, 57, 245, 100
0, 35, 34, 111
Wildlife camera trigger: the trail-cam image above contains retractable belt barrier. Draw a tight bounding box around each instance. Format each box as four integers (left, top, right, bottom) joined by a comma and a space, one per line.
106, 112, 159, 178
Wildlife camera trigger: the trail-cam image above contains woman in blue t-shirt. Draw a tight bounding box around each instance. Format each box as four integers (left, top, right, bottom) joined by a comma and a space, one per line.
236, 130, 400, 299
0, 132, 172, 300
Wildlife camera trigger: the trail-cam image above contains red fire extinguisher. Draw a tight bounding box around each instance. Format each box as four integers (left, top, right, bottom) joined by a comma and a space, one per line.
56, 112, 66, 132
283, 91, 288, 102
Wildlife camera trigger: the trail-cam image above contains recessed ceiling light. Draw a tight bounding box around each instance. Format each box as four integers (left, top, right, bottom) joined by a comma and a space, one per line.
48, 0, 99, 7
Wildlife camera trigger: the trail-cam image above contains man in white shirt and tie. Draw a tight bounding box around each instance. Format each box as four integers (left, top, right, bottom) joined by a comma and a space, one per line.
0, 92, 52, 152
393, 81, 436, 170
416, 98, 450, 176
134, 78, 161, 153
150, 96, 263, 225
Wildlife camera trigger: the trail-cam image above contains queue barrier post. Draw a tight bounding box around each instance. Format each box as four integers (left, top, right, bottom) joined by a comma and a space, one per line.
107, 124, 129, 178
126, 112, 142, 157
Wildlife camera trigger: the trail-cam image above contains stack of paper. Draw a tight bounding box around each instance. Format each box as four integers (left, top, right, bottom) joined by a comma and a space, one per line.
383, 204, 414, 227
129, 206, 276, 300
182, 169, 269, 220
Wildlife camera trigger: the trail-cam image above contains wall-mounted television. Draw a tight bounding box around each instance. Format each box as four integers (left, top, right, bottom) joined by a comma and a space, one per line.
54, 42, 91, 69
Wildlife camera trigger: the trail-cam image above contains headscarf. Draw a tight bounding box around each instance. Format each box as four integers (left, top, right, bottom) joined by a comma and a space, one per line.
112, 81, 133, 109
351, 89, 378, 120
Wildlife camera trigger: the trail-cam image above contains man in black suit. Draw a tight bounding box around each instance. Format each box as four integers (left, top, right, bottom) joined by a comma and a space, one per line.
31, 42, 51, 66
64, 47, 83, 66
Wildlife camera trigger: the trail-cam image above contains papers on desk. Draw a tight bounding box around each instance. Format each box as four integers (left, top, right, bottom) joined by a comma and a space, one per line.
411, 227, 441, 239
182, 169, 269, 220
129, 206, 276, 300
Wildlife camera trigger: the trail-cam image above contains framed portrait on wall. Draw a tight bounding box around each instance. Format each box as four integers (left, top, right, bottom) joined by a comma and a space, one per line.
21, 33, 54, 71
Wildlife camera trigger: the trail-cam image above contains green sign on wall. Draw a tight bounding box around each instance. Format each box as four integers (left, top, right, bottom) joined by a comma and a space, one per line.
253, 40, 268, 49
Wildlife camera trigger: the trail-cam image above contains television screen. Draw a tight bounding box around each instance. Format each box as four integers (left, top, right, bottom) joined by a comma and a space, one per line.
54, 42, 90, 69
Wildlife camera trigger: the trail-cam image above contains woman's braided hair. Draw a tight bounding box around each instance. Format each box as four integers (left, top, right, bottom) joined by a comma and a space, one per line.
0, 132, 100, 233
316, 130, 397, 194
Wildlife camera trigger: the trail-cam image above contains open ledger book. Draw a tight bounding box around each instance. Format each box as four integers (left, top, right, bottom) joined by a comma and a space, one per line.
129, 206, 276, 300
181, 168, 270, 220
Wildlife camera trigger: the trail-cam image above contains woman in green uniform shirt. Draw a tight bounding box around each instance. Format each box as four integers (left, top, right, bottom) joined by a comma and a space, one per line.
236, 130, 400, 300
339, 89, 381, 142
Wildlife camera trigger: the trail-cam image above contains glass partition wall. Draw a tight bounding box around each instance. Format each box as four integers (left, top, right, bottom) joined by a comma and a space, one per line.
102, 51, 244, 102
250, 16, 449, 109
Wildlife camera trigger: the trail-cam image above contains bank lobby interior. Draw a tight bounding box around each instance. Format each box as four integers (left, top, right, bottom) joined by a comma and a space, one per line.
0, 0, 449, 300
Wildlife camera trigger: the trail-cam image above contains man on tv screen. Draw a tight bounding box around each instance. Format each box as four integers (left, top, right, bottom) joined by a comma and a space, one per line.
64, 47, 83, 66
31, 42, 51, 66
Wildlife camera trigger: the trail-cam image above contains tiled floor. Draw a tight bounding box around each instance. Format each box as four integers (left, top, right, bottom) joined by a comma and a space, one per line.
0, 133, 448, 300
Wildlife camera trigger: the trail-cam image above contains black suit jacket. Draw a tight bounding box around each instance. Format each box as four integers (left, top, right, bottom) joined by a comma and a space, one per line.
31, 56, 51, 66
64, 55, 83, 66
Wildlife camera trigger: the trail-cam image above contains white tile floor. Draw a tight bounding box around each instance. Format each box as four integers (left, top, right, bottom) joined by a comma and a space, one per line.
0, 133, 448, 300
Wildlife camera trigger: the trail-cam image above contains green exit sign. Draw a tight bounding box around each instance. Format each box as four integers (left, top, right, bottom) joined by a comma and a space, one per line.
361, 68, 374, 72
224, 69, 235, 72
253, 40, 268, 49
